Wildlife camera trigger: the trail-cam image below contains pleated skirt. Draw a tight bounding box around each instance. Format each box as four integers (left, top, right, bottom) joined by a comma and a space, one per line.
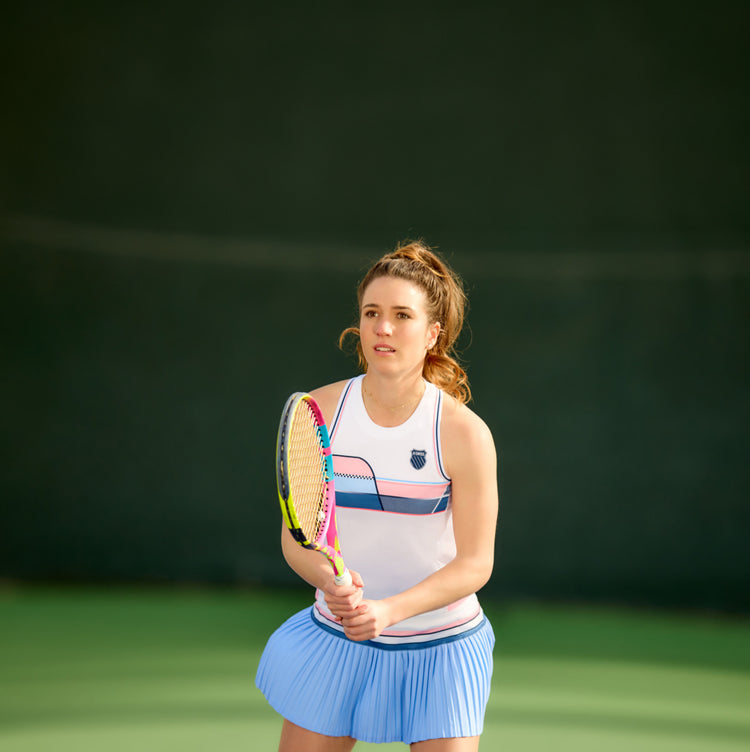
255, 607, 495, 744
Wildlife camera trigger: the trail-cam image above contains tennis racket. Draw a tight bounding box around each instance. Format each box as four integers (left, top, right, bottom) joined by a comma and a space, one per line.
276, 392, 352, 587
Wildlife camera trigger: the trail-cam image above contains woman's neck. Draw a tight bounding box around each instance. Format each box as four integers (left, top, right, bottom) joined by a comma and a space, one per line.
361, 373, 426, 427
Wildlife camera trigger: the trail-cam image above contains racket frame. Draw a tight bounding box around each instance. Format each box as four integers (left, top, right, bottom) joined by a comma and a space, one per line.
276, 392, 351, 586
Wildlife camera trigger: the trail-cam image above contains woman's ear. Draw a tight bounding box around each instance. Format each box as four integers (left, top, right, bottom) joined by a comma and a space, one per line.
427, 322, 441, 350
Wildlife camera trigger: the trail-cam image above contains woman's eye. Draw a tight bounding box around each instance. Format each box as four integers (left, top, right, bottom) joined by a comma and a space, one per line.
397, 312, 410, 319
364, 310, 377, 318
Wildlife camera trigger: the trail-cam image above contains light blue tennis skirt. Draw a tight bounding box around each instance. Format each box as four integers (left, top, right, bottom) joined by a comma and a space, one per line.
255, 607, 495, 744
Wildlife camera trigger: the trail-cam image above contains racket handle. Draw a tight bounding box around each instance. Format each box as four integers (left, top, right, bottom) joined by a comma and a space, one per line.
334, 569, 352, 588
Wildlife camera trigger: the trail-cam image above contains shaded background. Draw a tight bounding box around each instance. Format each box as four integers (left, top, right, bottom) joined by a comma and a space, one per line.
1, 1, 748, 612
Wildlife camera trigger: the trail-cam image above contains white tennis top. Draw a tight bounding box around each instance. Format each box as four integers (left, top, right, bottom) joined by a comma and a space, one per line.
312, 375, 483, 645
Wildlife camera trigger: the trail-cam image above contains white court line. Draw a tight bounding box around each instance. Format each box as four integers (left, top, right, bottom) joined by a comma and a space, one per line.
3, 214, 749, 280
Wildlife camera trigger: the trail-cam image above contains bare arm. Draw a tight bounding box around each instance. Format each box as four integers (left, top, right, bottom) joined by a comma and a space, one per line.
280, 523, 335, 590
340, 401, 498, 641
280, 522, 364, 612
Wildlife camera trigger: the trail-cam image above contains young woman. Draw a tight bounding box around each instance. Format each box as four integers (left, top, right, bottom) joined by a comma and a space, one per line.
256, 240, 499, 751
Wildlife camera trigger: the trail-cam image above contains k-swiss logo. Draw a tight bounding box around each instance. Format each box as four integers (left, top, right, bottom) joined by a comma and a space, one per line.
410, 449, 427, 470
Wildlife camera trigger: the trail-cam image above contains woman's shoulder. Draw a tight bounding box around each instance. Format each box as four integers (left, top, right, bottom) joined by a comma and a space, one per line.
439, 391, 496, 464
309, 378, 355, 425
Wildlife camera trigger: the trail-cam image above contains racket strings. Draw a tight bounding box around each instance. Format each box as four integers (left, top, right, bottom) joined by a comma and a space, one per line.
287, 401, 328, 541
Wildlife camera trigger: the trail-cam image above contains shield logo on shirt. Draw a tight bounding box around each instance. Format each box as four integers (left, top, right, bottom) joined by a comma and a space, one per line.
410, 449, 427, 470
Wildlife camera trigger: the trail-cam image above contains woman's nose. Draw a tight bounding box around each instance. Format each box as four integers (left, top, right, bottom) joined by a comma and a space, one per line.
376, 318, 393, 336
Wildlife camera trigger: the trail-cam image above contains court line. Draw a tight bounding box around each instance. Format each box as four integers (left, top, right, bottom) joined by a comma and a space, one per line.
3, 214, 749, 280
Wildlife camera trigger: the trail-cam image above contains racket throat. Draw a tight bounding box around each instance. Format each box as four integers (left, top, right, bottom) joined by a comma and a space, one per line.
290, 527, 310, 546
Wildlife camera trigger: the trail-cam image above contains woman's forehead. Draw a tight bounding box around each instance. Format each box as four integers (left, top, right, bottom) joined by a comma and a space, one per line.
361, 275, 428, 307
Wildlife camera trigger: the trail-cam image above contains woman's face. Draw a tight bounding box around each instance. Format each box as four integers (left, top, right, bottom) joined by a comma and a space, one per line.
359, 275, 440, 377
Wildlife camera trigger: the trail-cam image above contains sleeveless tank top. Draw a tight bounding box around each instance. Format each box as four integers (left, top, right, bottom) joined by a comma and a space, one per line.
312, 375, 483, 646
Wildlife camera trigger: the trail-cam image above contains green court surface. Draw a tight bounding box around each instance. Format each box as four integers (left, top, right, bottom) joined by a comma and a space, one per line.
1, 587, 748, 751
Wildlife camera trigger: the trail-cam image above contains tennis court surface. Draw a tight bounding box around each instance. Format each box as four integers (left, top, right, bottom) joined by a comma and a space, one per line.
1, 586, 748, 751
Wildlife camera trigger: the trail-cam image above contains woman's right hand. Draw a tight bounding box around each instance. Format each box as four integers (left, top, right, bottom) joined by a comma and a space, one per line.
323, 569, 364, 620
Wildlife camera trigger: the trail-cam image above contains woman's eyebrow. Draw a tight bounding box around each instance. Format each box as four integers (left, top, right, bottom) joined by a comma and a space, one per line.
362, 303, 415, 311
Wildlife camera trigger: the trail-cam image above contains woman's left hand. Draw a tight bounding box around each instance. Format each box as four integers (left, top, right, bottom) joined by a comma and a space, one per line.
340, 600, 392, 641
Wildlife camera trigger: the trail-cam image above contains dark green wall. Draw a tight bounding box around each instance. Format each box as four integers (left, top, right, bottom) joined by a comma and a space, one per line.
2, 1, 747, 248
1, 2, 748, 611
2, 241, 748, 611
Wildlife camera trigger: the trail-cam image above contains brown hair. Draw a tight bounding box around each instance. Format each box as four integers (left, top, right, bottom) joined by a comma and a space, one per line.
339, 239, 471, 404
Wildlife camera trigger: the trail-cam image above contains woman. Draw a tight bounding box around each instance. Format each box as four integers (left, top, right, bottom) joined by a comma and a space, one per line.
256, 240, 498, 751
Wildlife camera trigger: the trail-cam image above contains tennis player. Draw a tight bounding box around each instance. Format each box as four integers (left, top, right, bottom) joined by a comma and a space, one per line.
256, 240, 499, 751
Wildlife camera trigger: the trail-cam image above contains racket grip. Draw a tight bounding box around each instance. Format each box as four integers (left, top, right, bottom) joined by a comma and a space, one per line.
334, 569, 352, 588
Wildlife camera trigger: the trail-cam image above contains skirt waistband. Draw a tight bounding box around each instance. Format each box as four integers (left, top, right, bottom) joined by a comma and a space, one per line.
310, 607, 488, 650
